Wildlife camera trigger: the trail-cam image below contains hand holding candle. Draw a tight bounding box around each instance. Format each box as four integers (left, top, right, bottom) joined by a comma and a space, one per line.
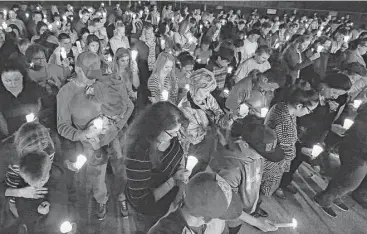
26, 113, 36, 123
343, 118, 354, 130
131, 50, 138, 60
260, 108, 269, 118
73, 154, 87, 170
311, 144, 324, 158
93, 118, 104, 130
162, 89, 169, 101
353, 99, 362, 109
227, 66, 233, 74
186, 156, 198, 172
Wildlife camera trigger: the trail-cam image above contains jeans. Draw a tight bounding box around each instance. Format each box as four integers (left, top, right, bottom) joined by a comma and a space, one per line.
315, 146, 367, 208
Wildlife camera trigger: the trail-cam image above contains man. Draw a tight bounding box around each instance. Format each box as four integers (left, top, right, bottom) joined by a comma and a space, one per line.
148, 172, 243, 234
27, 11, 43, 39
110, 22, 130, 55
7, 9, 27, 37
314, 103, 367, 217
209, 123, 281, 233
73, 9, 90, 37
241, 29, 261, 63
258, 22, 273, 47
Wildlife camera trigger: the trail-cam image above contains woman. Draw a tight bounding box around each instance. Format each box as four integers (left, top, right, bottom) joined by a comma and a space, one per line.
147, 52, 178, 104
30, 21, 48, 43
281, 34, 320, 84
179, 68, 236, 175
156, 21, 174, 54
140, 23, 157, 72
342, 38, 367, 68
125, 101, 190, 233
85, 34, 102, 55
173, 20, 196, 53
261, 87, 319, 197
0, 62, 53, 139
113, 48, 140, 101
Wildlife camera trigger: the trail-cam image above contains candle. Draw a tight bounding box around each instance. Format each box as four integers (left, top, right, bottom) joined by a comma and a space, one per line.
260, 108, 268, 118
48, 24, 53, 30
3, 9, 7, 16
25, 13, 29, 18
185, 84, 190, 90
317, 30, 322, 37
43, 18, 48, 23
160, 39, 165, 47
93, 118, 104, 130
223, 88, 229, 95
131, 50, 138, 60
101, 3, 105, 7
107, 54, 112, 62
162, 90, 169, 101
344, 36, 350, 43
239, 103, 249, 116
317, 45, 324, 53
286, 35, 290, 41
102, 12, 107, 18
343, 118, 354, 130
186, 156, 198, 171
2, 22, 7, 29
60, 47, 67, 59
275, 218, 298, 228
70, 16, 73, 21
353, 100, 362, 109
73, 155, 87, 170
227, 66, 233, 74
311, 144, 324, 157
274, 43, 280, 49
60, 221, 73, 233
26, 113, 35, 122
76, 41, 82, 53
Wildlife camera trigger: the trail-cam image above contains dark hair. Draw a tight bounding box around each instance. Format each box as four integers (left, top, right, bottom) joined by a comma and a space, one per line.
86, 34, 100, 45
57, 33, 70, 41
25, 44, 48, 63
323, 73, 352, 91
177, 52, 194, 68
261, 22, 272, 29
349, 38, 367, 50
80, 28, 90, 37
341, 62, 367, 76
0, 61, 28, 82
255, 45, 272, 56
248, 29, 261, 36
81, 9, 90, 15
33, 11, 43, 18
286, 87, 319, 107
36, 21, 48, 35
157, 22, 169, 35
201, 36, 211, 45
19, 151, 49, 183
279, 23, 286, 30
124, 102, 187, 166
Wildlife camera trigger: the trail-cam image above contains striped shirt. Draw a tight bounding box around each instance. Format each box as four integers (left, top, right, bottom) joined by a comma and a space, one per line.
126, 137, 183, 215
147, 73, 179, 104
206, 60, 228, 90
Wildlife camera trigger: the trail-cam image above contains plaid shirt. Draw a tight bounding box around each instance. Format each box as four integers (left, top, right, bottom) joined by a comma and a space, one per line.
206, 59, 228, 90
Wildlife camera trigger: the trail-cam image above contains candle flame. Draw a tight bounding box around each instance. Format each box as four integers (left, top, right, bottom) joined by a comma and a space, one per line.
93, 118, 103, 130
292, 218, 298, 228
60, 221, 73, 233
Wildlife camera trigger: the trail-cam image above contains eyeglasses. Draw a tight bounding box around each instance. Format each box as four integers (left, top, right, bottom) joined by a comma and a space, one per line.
305, 105, 313, 114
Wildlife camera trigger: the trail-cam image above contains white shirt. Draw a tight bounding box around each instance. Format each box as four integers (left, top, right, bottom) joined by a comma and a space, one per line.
234, 58, 271, 83
242, 39, 258, 63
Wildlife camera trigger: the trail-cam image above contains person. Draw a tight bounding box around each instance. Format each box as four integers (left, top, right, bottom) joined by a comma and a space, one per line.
209, 123, 283, 233
314, 103, 367, 217
9, 38, 31, 70
25, 44, 66, 92
176, 52, 195, 102
6, 9, 27, 38
148, 172, 243, 234
30, 21, 48, 43
281, 34, 320, 84
233, 46, 272, 84
261, 87, 319, 197
73, 8, 90, 37
342, 38, 367, 68
0, 62, 54, 139
258, 22, 272, 47
140, 23, 157, 72
125, 102, 190, 233
110, 21, 130, 55
174, 20, 197, 53
27, 11, 43, 39
241, 29, 261, 63
194, 36, 213, 68
57, 52, 118, 220
147, 52, 178, 104
279, 73, 352, 197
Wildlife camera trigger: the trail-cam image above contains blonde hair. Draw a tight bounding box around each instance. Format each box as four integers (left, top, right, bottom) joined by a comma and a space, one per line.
152, 52, 176, 80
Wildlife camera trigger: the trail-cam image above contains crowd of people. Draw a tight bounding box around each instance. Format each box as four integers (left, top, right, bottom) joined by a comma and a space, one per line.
0, 1, 366, 234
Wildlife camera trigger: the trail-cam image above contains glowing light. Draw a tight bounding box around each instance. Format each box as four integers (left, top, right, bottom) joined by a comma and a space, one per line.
93, 118, 103, 130
186, 156, 198, 171
101, 3, 105, 7
25, 13, 29, 18
60, 221, 73, 233
343, 118, 354, 130
260, 108, 268, 118
223, 88, 229, 95
131, 50, 138, 60
63, 15, 67, 21
60, 47, 67, 59
185, 84, 190, 90
274, 43, 280, 49
353, 100, 362, 109
227, 66, 233, 74
43, 18, 48, 23
311, 144, 324, 157
286, 35, 290, 41
162, 90, 169, 101
239, 103, 249, 116
2, 22, 7, 29
73, 155, 87, 170
317, 30, 322, 37
102, 12, 107, 18
26, 113, 35, 123
48, 24, 53, 30
275, 218, 298, 228
107, 55, 112, 62
344, 36, 350, 43
316, 45, 323, 53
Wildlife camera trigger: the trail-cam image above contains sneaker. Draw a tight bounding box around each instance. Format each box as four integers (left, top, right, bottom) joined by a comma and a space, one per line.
314, 197, 337, 218
274, 188, 286, 199
334, 200, 349, 211
284, 184, 298, 194
97, 202, 107, 220
120, 200, 129, 218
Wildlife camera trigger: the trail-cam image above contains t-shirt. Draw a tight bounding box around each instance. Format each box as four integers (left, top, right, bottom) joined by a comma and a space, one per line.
242, 39, 258, 62
234, 58, 271, 83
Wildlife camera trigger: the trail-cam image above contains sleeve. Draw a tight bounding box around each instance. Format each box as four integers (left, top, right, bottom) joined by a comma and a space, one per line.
5, 165, 20, 189
125, 157, 156, 211
274, 121, 296, 162
147, 74, 161, 102
56, 86, 83, 141
207, 95, 232, 129
285, 50, 313, 71
110, 38, 119, 55
234, 61, 250, 83
225, 80, 250, 111
181, 107, 207, 145
218, 168, 241, 189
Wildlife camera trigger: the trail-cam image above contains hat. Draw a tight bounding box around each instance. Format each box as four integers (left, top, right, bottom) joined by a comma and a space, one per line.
241, 123, 284, 162
184, 172, 243, 220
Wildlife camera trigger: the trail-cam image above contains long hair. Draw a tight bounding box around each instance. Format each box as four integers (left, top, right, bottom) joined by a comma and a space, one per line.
112, 47, 132, 77
124, 102, 187, 164
151, 51, 176, 82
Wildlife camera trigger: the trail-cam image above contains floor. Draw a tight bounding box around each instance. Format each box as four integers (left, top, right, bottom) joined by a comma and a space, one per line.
71, 159, 367, 234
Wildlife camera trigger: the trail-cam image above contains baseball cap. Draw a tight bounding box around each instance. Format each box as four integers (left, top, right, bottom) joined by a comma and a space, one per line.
184, 172, 243, 221
241, 123, 284, 162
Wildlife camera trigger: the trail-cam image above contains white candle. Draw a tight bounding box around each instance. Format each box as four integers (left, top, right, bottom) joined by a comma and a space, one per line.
60, 47, 67, 59
353, 100, 362, 109
274, 43, 280, 49
25, 13, 29, 18
260, 108, 268, 118
43, 18, 48, 23
26, 113, 35, 123
48, 24, 53, 30
317, 30, 322, 37
60, 221, 73, 233
93, 118, 103, 130
239, 103, 249, 116
286, 35, 290, 41
160, 39, 165, 48
131, 50, 138, 60
76, 41, 82, 53
107, 55, 112, 62
275, 218, 298, 228
185, 84, 190, 91
227, 66, 233, 74
223, 88, 229, 95
312, 144, 324, 157
2, 22, 7, 29
73, 155, 87, 170
3, 9, 7, 16
186, 156, 198, 171
162, 90, 169, 101
316, 45, 324, 53
343, 118, 354, 130
344, 36, 350, 43
101, 3, 105, 7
